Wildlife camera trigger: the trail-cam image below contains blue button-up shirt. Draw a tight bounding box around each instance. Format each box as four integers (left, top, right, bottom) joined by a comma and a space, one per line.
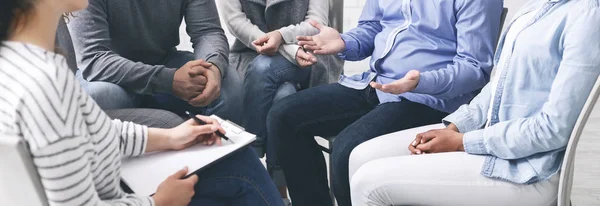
444, 0, 600, 184
338, 0, 503, 113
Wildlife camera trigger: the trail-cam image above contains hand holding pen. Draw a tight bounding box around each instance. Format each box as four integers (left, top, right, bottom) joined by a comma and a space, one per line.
186, 111, 235, 144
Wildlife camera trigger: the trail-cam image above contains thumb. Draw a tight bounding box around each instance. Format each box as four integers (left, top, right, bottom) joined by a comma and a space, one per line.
185, 174, 199, 185
253, 35, 270, 45
308, 19, 323, 30
170, 166, 189, 179
420, 131, 437, 143
405, 70, 420, 80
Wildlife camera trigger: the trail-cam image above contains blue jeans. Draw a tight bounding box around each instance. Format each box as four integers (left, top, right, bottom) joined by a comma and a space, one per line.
241, 55, 310, 172
267, 83, 448, 206
188, 147, 284, 206
76, 50, 243, 123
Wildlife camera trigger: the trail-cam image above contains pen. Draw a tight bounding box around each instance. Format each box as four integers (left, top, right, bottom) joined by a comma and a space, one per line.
185, 111, 235, 144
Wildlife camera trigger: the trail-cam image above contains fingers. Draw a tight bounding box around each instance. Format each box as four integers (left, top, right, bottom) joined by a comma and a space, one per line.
170, 166, 189, 179
188, 66, 208, 77
191, 125, 219, 136
296, 36, 313, 42
185, 174, 199, 186
186, 59, 213, 68
370, 82, 384, 90
308, 19, 323, 30
419, 130, 438, 143
297, 49, 317, 62
253, 35, 270, 45
189, 74, 208, 86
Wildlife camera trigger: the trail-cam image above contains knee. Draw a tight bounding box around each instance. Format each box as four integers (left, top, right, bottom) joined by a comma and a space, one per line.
266, 98, 297, 138
273, 82, 297, 102
348, 141, 378, 178
84, 81, 135, 110
350, 161, 391, 206
246, 55, 287, 80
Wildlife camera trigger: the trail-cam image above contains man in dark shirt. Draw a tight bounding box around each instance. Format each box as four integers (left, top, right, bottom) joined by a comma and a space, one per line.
69, 0, 240, 122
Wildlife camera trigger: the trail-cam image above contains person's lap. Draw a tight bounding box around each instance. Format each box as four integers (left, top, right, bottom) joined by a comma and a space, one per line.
189, 147, 284, 206
349, 125, 559, 206
267, 83, 447, 205
77, 50, 243, 123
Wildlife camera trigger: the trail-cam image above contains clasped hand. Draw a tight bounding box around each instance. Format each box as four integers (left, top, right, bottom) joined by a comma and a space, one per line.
408, 124, 465, 155
172, 59, 221, 107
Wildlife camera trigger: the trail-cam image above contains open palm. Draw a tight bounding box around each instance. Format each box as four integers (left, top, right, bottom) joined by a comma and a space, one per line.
297, 20, 346, 55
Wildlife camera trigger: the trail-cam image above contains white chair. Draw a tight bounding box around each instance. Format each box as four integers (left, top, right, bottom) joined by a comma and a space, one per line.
0, 135, 48, 206
557, 76, 600, 206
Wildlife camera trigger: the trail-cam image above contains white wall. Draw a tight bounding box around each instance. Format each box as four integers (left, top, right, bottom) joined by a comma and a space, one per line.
178, 0, 529, 74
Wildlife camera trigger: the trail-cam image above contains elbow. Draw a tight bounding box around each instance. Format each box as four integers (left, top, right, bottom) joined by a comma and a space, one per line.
532, 114, 573, 150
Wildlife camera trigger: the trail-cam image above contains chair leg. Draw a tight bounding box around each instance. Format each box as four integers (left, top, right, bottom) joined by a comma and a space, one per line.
329, 141, 336, 206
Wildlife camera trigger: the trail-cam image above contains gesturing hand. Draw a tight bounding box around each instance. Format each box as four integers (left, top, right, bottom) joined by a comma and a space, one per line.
173, 60, 211, 101
296, 47, 318, 67
408, 128, 465, 155
370, 70, 420, 95
168, 115, 226, 150
253, 31, 284, 56
188, 65, 222, 107
297, 20, 345, 55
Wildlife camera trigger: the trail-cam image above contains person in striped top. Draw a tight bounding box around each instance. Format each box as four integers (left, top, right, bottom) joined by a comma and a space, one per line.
0, 0, 283, 206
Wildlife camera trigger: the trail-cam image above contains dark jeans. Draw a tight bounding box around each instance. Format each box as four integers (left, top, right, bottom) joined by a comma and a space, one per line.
242, 54, 310, 171
267, 83, 448, 206
189, 147, 284, 206
76, 50, 243, 123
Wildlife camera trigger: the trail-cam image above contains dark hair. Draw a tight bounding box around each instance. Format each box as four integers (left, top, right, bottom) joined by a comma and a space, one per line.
0, 0, 35, 41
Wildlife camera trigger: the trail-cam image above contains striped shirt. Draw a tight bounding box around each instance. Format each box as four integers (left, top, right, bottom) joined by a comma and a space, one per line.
0, 42, 154, 205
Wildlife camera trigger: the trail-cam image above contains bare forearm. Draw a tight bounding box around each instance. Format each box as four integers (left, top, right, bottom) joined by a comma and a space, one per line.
146, 128, 173, 153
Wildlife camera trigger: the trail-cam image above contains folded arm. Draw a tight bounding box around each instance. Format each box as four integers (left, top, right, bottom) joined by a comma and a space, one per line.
461, 8, 600, 160
412, 0, 503, 99
186, 0, 230, 78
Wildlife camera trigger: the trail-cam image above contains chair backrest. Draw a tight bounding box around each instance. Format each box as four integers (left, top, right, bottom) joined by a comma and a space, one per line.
0, 135, 48, 206
55, 17, 78, 74
557, 76, 600, 206
329, 0, 344, 33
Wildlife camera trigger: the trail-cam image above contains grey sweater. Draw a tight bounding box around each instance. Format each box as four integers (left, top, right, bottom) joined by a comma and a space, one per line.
68, 0, 229, 95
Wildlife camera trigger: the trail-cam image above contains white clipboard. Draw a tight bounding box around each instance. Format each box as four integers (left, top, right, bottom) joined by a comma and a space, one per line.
120, 115, 256, 196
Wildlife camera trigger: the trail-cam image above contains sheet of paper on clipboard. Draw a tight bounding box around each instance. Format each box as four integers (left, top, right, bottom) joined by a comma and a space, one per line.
120, 115, 256, 196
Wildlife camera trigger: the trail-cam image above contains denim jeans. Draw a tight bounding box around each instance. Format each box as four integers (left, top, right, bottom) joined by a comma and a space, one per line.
267, 83, 448, 206
241, 55, 310, 172
76, 50, 243, 123
187, 147, 284, 206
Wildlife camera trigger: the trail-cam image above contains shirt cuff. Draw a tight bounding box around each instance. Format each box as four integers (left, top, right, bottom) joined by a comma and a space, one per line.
463, 129, 488, 155
442, 108, 478, 133
206, 54, 229, 79
281, 44, 301, 66
151, 67, 177, 94
338, 34, 359, 60
412, 71, 435, 94
277, 27, 296, 44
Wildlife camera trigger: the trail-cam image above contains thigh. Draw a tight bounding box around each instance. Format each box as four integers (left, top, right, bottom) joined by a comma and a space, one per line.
348, 124, 445, 179
268, 83, 378, 139
350, 153, 559, 206
191, 148, 283, 206
332, 100, 448, 161
161, 50, 195, 68
245, 54, 311, 85
76, 70, 140, 110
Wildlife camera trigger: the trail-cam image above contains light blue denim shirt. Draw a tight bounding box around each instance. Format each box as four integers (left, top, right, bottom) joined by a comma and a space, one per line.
338, 0, 503, 113
444, 0, 600, 184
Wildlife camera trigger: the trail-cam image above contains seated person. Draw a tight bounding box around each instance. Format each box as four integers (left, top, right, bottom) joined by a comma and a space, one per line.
217, 0, 343, 202
349, 0, 600, 205
0, 0, 283, 205
267, 0, 503, 205
68, 0, 242, 123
